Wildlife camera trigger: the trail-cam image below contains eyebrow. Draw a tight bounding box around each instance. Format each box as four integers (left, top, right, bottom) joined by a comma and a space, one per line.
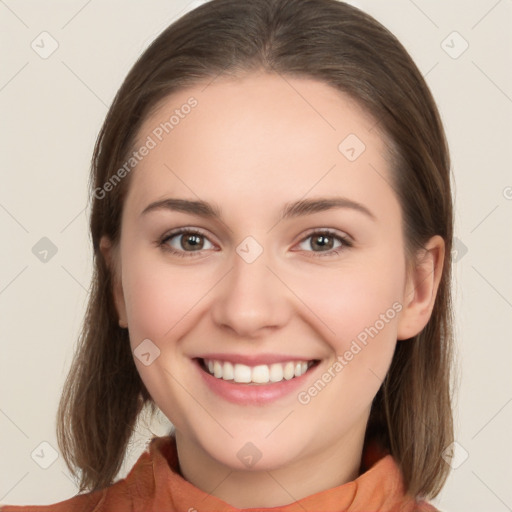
141, 196, 376, 222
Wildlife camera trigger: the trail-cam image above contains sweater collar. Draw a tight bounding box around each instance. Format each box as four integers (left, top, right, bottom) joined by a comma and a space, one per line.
124, 434, 436, 512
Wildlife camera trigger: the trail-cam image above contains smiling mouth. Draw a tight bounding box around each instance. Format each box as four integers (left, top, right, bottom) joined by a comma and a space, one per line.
196, 358, 320, 385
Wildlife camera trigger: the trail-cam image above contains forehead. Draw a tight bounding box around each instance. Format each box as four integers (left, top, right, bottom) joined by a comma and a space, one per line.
126, 71, 397, 218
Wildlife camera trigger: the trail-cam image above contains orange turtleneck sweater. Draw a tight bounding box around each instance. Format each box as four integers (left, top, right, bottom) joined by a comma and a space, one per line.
0, 435, 439, 511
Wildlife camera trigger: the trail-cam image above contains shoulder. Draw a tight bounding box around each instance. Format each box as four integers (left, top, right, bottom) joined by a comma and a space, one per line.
0, 460, 143, 512
0, 489, 106, 512
0, 437, 166, 512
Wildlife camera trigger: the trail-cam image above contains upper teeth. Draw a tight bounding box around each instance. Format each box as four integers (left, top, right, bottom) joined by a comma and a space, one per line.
204, 359, 312, 384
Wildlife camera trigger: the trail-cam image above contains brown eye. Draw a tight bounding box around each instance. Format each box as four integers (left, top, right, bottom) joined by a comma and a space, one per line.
161, 229, 214, 254
296, 230, 351, 256
179, 233, 205, 251
310, 234, 335, 251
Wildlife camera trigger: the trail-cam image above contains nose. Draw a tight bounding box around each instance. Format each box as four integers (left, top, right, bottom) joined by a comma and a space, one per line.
210, 247, 291, 339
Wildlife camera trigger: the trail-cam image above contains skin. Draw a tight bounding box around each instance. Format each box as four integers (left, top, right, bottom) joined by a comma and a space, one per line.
100, 70, 444, 508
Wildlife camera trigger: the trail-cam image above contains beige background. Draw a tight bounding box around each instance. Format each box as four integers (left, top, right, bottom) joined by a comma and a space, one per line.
1, 0, 511, 510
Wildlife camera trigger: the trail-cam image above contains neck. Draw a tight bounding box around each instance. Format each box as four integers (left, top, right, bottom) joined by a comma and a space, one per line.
174, 426, 367, 509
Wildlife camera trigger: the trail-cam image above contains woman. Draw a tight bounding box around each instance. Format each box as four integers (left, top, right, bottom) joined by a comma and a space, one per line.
1, 0, 454, 510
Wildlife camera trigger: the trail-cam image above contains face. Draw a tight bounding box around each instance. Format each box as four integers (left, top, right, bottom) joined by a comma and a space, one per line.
104, 71, 431, 474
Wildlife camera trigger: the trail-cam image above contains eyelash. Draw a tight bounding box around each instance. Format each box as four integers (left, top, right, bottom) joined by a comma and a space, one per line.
158, 228, 353, 259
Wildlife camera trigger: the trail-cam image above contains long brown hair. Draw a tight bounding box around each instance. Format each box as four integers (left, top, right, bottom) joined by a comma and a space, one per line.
56, 0, 454, 499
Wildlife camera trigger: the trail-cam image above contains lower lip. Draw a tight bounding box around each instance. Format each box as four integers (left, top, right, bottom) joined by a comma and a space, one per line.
194, 359, 320, 405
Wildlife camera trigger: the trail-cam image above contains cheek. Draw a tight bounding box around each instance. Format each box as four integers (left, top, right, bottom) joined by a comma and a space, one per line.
119, 252, 214, 430
288, 250, 405, 401
291, 271, 402, 435
121, 252, 215, 344
288, 252, 405, 345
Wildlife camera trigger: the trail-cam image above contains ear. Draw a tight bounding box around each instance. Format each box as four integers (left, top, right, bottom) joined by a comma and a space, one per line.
99, 236, 128, 329
397, 235, 445, 340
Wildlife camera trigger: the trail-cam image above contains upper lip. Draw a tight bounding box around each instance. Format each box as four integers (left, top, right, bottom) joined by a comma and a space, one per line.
194, 353, 318, 366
